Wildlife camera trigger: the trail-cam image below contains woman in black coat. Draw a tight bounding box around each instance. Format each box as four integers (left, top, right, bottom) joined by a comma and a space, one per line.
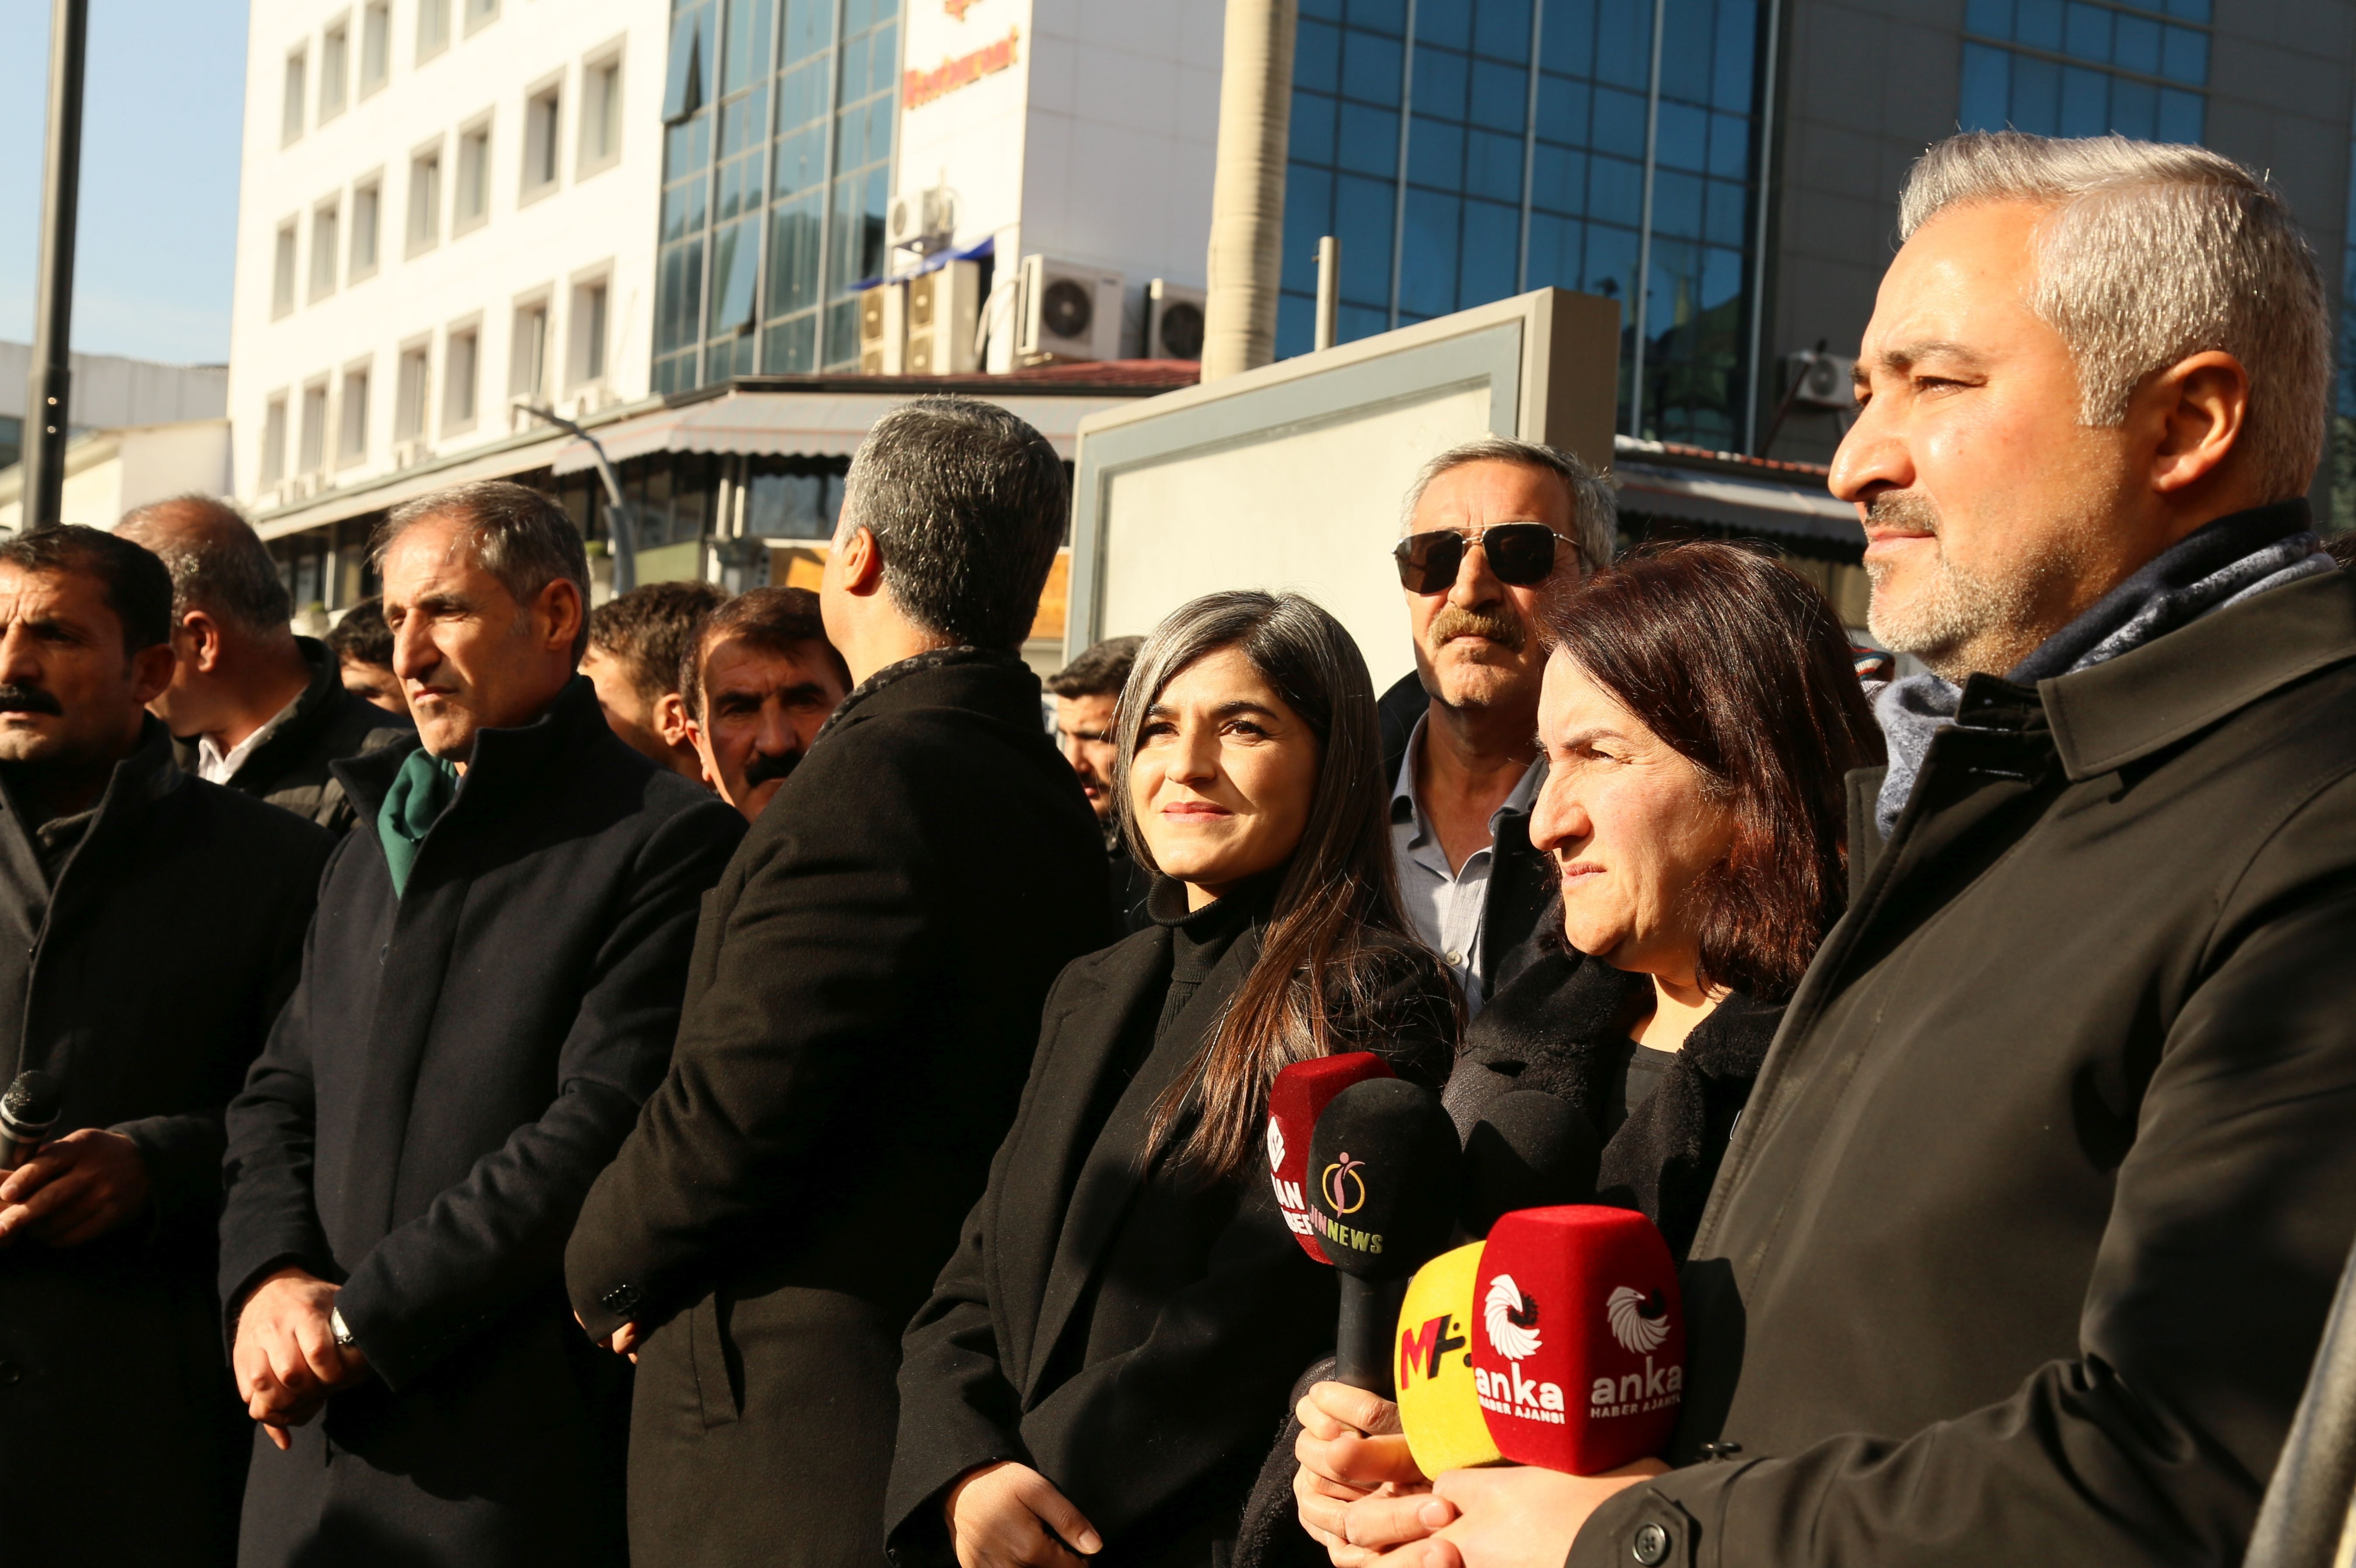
885, 591, 1459, 1568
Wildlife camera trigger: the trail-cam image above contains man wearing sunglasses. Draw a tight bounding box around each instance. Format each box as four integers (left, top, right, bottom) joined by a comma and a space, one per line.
1380, 436, 1618, 1013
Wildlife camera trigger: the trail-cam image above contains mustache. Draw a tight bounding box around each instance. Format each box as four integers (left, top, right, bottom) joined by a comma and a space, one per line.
1867, 491, 1941, 533
1429, 603, 1529, 654
0, 685, 63, 716
742, 747, 803, 791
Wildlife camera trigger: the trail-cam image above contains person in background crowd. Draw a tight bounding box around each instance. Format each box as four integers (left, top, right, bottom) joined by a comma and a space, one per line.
217, 481, 744, 1568
1283, 544, 1882, 1565
677, 585, 851, 822
326, 596, 405, 714
0, 526, 334, 1568
582, 579, 731, 778
1047, 633, 1153, 927
1380, 438, 1616, 1014
889, 590, 1458, 1568
565, 397, 1115, 1568
1337, 131, 2356, 1568
119, 496, 410, 832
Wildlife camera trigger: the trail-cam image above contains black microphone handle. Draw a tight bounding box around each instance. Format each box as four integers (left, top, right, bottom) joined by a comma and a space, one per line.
1335, 1274, 1409, 1397
0, 1133, 38, 1168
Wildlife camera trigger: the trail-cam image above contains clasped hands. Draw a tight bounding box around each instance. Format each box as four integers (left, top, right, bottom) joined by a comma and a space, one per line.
233, 1266, 373, 1450
0, 1127, 153, 1248
1292, 1381, 1666, 1568
944, 1459, 1102, 1568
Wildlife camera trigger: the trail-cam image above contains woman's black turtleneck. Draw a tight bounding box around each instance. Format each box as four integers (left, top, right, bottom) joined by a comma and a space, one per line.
1145, 872, 1275, 1044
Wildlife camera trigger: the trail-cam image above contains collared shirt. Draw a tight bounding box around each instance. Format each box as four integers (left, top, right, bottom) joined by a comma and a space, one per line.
196, 690, 304, 787
1389, 713, 1543, 1016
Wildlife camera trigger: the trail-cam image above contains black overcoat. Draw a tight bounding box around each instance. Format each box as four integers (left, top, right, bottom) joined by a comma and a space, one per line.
886, 896, 1457, 1568
0, 721, 331, 1568
1572, 523, 2356, 1566
173, 636, 411, 833
217, 676, 744, 1568
565, 649, 1116, 1568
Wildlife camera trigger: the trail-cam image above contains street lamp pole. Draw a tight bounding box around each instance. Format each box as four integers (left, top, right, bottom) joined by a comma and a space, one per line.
522, 405, 638, 595
22, 0, 90, 533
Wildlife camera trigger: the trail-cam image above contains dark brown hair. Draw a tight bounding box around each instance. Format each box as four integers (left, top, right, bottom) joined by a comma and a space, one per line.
679, 585, 850, 720
1543, 541, 1884, 1001
590, 579, 730, 706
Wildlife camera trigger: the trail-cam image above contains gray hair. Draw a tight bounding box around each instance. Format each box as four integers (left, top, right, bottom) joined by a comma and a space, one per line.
372, 479, 592, 661
1401, 436, 1617, 576
116, 494, 293, 638
1899, 131, 2329, 503
839, 395, 1069, 651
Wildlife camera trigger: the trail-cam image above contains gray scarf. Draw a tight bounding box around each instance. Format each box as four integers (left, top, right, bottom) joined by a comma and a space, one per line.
1874, 502, 2334, 841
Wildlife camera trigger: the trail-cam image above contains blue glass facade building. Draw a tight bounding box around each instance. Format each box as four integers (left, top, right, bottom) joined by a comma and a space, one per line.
1957, 0, 2210, 142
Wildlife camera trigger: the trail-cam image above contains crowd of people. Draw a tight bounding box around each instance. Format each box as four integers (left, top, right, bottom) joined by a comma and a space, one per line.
0, 126, 2353, 1568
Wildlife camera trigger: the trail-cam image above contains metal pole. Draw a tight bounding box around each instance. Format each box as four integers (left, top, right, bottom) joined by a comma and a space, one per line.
1314, 236, 1340, 351
1202, 0, 1298, 381
1629, 0, 1668, 438
1743, 0, 1784, 455
23, 0, 90, 533
523, 406, 638, 594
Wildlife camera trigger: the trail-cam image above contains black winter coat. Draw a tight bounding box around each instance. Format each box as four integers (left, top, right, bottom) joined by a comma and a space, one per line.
1574, 530, 2356, 1568
0, 722, 331, 1568
887, 883, 1457, 1568
565, 649, 1116, 1568
173, 636, 410, 832
217, 676, 744, 1568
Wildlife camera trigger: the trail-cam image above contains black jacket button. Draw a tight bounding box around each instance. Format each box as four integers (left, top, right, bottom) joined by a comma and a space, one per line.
1632, 1521, 1669, 1565
600, 1285, 642, 1316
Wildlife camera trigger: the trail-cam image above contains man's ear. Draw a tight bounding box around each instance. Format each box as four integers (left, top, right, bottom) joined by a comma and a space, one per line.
835, 525, 886, 597
538, 578, 588, 660
131, 642, 179, 707
655, 690, 694, 749
180, 609, 226, 674
2142, 349, 2250, 497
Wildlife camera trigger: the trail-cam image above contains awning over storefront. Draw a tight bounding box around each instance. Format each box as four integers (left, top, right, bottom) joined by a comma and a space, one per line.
252, 423, 582, 540
1611, 439, 1861, 547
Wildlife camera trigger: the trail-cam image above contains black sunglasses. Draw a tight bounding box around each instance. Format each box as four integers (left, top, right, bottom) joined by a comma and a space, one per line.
1392, 523, 1568, 594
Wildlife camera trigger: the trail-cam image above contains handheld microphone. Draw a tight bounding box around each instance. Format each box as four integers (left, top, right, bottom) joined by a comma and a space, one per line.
1393, 1241, 1503, 1475
0, 1070, 61, 1167
1307, 1078, 1461, 1395
1266, 1052, 1396, 1262
1470, 1205, 1683, 1474
1460, 1093, 1602, 1237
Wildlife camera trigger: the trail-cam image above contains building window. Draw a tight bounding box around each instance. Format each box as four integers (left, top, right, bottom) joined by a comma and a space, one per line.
300, 380, 331, 473
569, 273, 610, 386
395, 341, 432, 442
360, 0, 391, 94
351, 177, 382, 279
443, 324, 480, 432
282, 45, 308, 145
510, 296, 551, 401
580, 46, 625, 175
260, 394, 290, 484
310, 200, 341, 301
320, 17, 350, 121
407, 143, 443, 254
465, 0, 500, 34
455, 118, 493, 232
272, 219, 299, 318
1959, 0, 2208, 141
418, 0, 451, 62
338, 362, 371, 467
523, 82, 562, 199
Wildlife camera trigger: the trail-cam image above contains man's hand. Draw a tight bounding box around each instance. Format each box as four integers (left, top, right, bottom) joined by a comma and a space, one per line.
233, 1268, 370, 1451
1294, 1381, 1431, 1567
1392, 1461, 1669, 1568
574, 1310, 641, 1362
944, 1460, 1103, 1568
0, 1128, 152, 1248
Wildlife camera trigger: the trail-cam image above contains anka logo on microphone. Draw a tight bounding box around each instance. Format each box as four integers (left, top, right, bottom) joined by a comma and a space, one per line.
1483, 1273, 1541, 1360
1475, 1273, 1565, 1418
1608, 1285, 1671, 1354
1474, 1272, 1683, 1425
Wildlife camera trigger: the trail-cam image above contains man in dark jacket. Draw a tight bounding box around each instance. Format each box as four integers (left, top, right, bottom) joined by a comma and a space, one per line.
0, 525, 332, 1567
1046, 633, 1153, 928
218, 480, 744, 1568
120, 495, 410, 833
1340, 134, 2356, 1568
566, 396, 1116, 1568
1378, 437, 1615, 1011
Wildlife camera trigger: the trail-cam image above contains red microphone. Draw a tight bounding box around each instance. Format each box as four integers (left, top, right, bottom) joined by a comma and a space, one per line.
1265, 1052, 1395, 1263
1469, 1205, 1683, 1474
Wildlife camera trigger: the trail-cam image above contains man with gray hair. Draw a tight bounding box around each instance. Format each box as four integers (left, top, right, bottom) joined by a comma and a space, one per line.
568, 397, 1113, 1567
1323, 132, 2356, 1568
1380, 435, 1614, 1012
218, 479, 744, 1567
117, 495, 408, 832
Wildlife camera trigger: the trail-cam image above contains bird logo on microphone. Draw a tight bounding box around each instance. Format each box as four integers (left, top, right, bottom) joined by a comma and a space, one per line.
1319, 1153, 1367, 1216
1607, 1286, 1671, 1354
1483, 1274, 1542, 1360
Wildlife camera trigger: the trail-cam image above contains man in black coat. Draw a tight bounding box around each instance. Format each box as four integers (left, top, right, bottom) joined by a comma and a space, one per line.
0, 526, 332, 1567
1341, 134, 2356, 1568
566, 396, 1116, 1568
217, 480, 744, 1568
121, 496, 410, 833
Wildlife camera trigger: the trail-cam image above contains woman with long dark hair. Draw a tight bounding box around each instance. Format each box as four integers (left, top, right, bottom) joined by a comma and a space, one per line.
885, 591, 1459, 1568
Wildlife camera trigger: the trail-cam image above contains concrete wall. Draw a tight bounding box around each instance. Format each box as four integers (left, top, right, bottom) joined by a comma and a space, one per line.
0, 419, 234, 533
0, 342, 228, 428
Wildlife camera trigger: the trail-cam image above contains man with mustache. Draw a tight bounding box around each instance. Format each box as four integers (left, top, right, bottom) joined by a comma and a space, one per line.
678, 585, 851, 822
1382, 437, 1617, 1012
0, 526, 333, 1567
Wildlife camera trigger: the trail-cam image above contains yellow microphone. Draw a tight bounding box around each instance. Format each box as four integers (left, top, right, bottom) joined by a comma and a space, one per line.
1392, 1241, 1505, 1475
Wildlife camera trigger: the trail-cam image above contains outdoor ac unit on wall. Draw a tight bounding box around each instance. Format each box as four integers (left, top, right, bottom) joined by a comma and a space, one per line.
1784, 350, 1857, 409
1146, 280, 1206, 361
907, 261, 982, 376
1018, 254, 1125, 363
859, 281, 908, 374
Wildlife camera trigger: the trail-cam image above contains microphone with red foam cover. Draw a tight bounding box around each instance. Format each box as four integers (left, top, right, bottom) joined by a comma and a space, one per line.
1306, 1077, 1461, 1394
1265, 1052, 1396, 1262
1469, 1205, 1683, 1474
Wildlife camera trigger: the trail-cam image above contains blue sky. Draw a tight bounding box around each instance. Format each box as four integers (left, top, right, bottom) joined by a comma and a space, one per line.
0, 0, 250, 364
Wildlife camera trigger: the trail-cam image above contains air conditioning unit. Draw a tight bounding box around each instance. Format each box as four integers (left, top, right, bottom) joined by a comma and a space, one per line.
1784, 350, 1857, 410
887, 185, 956, 257
906, 260, 982, 376
859, 281, 909, 374
1146, 279, 1206, 361
1017, 254, 1124, 363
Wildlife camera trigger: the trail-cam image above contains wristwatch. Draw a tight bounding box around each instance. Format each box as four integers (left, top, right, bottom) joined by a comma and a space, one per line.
331, 1307, 357, 1349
